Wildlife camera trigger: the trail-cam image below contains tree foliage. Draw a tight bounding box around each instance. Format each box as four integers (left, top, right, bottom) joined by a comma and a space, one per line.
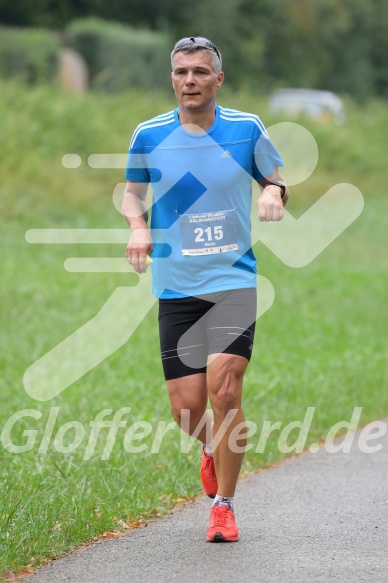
0, 0, 387, 99
66, 18, 171, 91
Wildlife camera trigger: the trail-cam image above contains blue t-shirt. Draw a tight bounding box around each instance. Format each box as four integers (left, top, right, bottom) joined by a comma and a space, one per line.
126, 105, 283, 299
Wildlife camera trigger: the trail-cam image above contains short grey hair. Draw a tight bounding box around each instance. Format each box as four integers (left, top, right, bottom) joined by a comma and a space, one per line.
171, 41, 222, 74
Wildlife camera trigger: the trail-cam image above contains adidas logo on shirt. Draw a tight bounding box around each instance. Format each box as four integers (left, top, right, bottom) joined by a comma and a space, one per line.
221, 149, 232, 158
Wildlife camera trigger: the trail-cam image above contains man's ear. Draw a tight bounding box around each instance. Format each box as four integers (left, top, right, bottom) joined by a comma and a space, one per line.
216, 71, 225, 89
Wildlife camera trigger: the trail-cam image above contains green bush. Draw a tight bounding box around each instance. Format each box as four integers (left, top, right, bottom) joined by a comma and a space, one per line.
0, 27, 60, 83
66, 18, 172, 92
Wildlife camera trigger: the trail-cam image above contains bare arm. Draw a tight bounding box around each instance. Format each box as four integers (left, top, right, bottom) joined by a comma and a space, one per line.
257, 168, 290, 222
123, 180, 153, 273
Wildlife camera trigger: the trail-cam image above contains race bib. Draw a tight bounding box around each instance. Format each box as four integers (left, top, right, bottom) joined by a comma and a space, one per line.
179, 209, 238, 256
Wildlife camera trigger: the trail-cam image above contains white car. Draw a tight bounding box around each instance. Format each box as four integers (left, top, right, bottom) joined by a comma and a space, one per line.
269, 88, 345, 124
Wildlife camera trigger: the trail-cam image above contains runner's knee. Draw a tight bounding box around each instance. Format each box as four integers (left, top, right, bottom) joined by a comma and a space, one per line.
208, 356, 246, 413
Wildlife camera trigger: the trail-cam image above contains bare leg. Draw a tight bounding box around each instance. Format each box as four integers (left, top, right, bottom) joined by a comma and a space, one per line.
167, 373, 213, 444
207, 353, 248, 497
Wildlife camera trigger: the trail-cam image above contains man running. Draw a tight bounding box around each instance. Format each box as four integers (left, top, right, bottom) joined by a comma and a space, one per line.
123, 36, 289, 542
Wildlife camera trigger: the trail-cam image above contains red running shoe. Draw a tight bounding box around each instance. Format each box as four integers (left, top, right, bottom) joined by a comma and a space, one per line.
206, 505, 239, 542
200, 447, 218, 498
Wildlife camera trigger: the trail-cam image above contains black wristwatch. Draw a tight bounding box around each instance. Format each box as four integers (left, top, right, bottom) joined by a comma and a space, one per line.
266, 180, 286, 199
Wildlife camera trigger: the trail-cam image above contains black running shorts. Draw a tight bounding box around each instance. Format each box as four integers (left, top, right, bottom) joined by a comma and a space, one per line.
158, 288, 257, 380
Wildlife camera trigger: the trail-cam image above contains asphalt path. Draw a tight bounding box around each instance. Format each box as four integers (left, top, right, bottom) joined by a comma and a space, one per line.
22, 422, 388, 583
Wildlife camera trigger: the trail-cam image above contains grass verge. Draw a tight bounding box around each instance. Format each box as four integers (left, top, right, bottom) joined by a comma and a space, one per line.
1, 82, 387, 577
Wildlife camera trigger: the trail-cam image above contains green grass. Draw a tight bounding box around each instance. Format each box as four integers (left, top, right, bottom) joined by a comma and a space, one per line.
1, 81, 387, 577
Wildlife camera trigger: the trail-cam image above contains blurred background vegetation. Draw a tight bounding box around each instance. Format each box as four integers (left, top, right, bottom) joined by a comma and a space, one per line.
1, 2, 387, 576
0, 0, 388, 99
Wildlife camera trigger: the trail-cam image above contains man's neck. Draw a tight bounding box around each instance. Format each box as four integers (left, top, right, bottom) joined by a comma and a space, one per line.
178, 104, 217, 133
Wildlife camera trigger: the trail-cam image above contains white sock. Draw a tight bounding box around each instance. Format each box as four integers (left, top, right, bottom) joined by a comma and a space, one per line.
203, 443, 213, 456
213, 494, 234, 512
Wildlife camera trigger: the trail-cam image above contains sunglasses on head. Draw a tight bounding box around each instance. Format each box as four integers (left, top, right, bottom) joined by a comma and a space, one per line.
173, 37, 221, 61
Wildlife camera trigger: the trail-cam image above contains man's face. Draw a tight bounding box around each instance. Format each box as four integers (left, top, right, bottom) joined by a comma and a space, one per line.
171, 51, 224, 112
